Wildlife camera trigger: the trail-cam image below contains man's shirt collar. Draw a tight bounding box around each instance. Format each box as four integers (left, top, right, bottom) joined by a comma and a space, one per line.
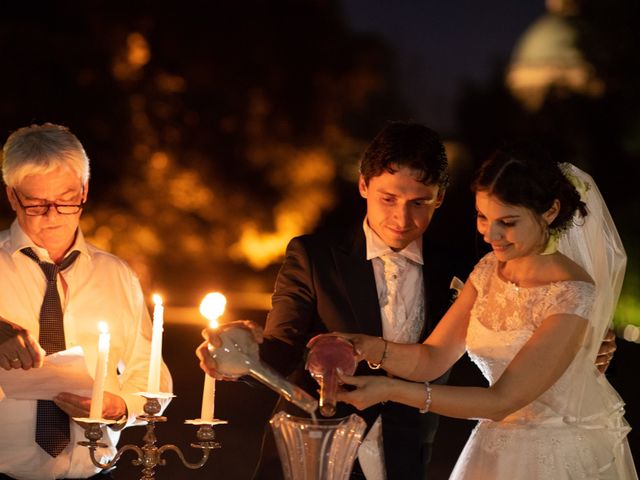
8, 220, 89, 263
362, 217, 423, 265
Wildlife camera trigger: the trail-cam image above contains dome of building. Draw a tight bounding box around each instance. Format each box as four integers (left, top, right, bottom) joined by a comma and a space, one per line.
506, 8, 603, 110
511, 14, 583, 68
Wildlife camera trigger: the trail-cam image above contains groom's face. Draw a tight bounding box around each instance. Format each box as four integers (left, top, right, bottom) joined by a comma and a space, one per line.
359, 165, 443, 251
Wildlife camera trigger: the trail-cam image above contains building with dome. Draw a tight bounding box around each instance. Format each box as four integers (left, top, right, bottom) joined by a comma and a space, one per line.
506, 0, 604, 110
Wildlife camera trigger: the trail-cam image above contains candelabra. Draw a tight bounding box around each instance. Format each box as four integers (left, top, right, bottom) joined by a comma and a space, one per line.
76, 393, 226, 480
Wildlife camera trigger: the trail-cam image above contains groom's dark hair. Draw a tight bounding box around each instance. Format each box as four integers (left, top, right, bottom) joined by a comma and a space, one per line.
360, 121, 449, 188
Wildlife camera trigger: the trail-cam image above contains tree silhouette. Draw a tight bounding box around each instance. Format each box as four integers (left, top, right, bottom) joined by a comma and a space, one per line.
0, 0, 407, 301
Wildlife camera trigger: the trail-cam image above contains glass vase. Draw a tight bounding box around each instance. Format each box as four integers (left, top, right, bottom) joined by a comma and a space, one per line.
270, 411, 366, 480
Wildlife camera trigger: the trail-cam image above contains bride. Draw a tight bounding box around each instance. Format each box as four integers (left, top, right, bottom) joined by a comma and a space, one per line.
334, 142, 637, 479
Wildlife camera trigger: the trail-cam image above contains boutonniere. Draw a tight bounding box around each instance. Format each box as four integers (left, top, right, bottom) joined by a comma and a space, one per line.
449, 276, 465, 302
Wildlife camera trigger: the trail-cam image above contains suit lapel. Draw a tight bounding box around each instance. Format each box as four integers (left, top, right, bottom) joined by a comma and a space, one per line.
421, 237, 454, 340
333, 227, 383, 338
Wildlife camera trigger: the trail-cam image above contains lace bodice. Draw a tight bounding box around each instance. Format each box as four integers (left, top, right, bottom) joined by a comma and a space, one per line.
466, 253, 595, 418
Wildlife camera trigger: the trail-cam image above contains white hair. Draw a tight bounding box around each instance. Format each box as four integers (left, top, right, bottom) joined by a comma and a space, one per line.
1, 123, 90, 187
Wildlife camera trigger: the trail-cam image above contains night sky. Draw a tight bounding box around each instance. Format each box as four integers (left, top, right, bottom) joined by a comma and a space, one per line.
343, 0, 546, 132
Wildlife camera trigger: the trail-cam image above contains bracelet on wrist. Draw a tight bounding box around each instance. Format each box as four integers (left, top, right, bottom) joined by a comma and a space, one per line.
419, 381, 432, 414
367, 337, 388, 370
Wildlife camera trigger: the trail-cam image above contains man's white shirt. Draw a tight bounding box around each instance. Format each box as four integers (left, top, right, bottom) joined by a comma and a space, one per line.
0, 221, 172, 480
359, 218, 426, 480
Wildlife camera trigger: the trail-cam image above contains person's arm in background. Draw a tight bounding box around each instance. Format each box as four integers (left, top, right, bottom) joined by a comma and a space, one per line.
0, 317, 45, 403
0, 318, 44, 370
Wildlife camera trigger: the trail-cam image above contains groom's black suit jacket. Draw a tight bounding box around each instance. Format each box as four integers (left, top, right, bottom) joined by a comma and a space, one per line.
259, 224, 460, 480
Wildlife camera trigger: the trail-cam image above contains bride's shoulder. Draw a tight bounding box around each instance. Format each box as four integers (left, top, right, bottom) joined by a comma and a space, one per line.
546, 253, 594, 285
469, 252, 496, 285
472, 252, 497, 274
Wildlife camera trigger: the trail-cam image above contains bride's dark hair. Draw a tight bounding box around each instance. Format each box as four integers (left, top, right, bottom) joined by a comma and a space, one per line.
472, 141, 587, 232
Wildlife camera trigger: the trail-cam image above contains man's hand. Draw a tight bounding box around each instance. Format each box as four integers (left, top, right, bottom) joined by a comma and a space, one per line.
54, 391, 127, 421
595, 329, 617, 374
196, 320, 263, 380
0, 318, 45, 370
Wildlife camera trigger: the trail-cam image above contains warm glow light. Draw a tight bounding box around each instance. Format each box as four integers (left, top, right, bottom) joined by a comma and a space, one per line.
98, 321, 109, 334
229, 150, 336, 270
200, 292, 227, 328
127, 32, 150, 68
112, 32, 150, 81
152, 293, 163, 306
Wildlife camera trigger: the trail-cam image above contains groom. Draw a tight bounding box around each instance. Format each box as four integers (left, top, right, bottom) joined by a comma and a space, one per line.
200, 121, 462, 479
260, 122, 456, 479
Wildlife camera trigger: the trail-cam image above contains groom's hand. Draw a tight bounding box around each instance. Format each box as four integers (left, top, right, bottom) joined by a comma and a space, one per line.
595, 329, 616, 374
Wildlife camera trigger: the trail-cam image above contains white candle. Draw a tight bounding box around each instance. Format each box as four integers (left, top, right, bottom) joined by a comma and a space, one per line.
199, 292, 226, 421
90, 322, 110, 419
147, 294, 164, 394
200, 372, 216, 422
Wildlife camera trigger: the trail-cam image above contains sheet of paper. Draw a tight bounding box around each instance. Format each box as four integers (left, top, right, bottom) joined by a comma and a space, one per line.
0, 346, 93, 400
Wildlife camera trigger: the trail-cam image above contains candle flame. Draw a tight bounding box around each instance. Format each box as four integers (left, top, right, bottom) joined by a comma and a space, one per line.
199, 292, 227, 328
98, 321, 109, 334
152, 293, 163, 306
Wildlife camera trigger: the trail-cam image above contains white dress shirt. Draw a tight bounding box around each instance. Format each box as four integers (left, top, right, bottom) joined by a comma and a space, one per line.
364, 219, 425, 343
0, 221, 172, 480
359, 218, 425, 480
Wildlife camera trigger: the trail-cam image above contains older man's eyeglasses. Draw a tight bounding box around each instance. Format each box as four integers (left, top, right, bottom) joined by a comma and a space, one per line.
12, 188, 85, 216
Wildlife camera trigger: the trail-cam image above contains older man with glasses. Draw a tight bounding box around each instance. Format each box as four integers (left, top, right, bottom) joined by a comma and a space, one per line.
0, 123, 172, 480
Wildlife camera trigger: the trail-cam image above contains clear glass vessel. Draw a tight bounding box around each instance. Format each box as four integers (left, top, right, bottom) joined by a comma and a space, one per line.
270, 411, 366, 480
209, 325, 318, 414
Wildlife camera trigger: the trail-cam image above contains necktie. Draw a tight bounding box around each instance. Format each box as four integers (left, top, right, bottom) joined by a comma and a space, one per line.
381, 252, 407, 335
21, 247, 80, 458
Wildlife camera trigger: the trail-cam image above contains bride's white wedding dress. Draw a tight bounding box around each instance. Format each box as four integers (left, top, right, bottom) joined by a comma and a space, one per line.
449, 253, 637, 479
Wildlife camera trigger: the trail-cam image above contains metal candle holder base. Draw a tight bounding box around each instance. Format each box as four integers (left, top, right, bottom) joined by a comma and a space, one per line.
76, 393, 227, 480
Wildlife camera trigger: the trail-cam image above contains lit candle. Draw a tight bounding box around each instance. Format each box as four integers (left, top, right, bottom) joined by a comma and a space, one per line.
199, 292, 226, 421
90, 321, 110, 419
147, 294, 164, 394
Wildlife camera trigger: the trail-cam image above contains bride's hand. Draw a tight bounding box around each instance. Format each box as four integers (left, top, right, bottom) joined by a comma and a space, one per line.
307, 333, 385, 365
341, 333, 386, 366
336, 371, 390, 410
